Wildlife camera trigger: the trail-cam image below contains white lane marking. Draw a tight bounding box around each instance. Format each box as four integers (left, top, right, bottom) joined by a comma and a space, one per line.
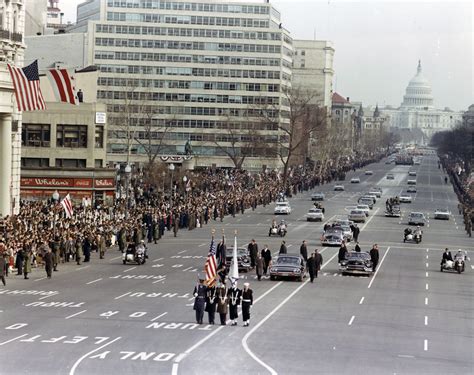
471, 265, 474, 270
152, 277, 167, 284
86, 278, 102, 285
287, 244, 293, 248
367, 246, 390, 289
424, 316, 428, 326
153, 257, 164, 262
398, 354, 415, 358
426, 283, 429, 290
361, 208, 380, 231
172, 363, 179, 375
241, 251, 338, 375
65, 310, 87, 320
198, 243, 206, 247
426, 263, 429, 268
178, 250, 187, 254
425, 272, 429, 278
0, 334, 28, 346
34, 277, 47, 282
150, 312, 167, 322
76, 266, 90, 271
109, 256, 122, 261
425, 297, 428, 305
359, 297, 365, 305
123, 266, 136, 273
38, 292, 59, 300
114, 292, 131, 300
348, 315, 355, 325
424, 339, 428, 351
173, 281, 283, 373
426, 248, 429, 252
426, 255, 429, 259
69, 337, 121, 375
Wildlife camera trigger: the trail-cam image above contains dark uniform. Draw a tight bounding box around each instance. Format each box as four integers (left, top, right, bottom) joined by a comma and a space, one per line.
193, 282, 207, 324
261, 247, 272, 275
227, 286, 241, 326
216, 286, 228, 325
205, 286, 217, 325
314, 251, 323, 278
306, 254, 316, 282
44, 249, 53, 279
248, 240, 258, 269
241, 285, 253, 326
370, 245, 379, 272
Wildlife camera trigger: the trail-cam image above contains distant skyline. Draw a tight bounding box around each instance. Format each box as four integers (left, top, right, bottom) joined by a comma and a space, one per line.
60, 0, 473, 111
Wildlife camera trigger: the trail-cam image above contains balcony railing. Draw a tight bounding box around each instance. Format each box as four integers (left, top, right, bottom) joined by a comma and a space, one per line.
0, 29, 23, 43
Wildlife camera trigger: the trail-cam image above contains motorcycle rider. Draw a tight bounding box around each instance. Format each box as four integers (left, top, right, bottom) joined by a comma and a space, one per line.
278, 220, 287, 236
404, 228, 412, 241
414, 226, 423, 241
441, 248, 453, 265
269, 219, 278, 236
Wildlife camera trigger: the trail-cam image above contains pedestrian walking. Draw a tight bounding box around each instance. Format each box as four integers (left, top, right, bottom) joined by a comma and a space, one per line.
279, 240, 287, 254
51, 236, 60, 272
193, 275, 207, 324
300, 240, 308, 262
216, 284, 228, 325
241, 282, 253, 327
370, 244, 379, 272
338, 241, 348, 264
205, 284, 217, 325
314, 249, 323, 278
306, 252, 316, 283
248, 239, 258, 269
227, 283, 241, 326
23, 249, 32, 279
44, 246, 53, 279
256, 252, 264, 281
75, 236, 83, 265
15, 247, 24, 276
261, 245, 272, 276
352, 224, 360, 242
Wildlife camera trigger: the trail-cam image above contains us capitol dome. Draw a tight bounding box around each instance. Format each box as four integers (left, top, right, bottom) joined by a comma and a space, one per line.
401, 60, 434, 109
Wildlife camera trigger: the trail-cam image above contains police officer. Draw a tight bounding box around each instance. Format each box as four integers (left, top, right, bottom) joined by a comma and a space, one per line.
227, 282, 241, 326
241, 282, 253, 327
193, 275, 207, 324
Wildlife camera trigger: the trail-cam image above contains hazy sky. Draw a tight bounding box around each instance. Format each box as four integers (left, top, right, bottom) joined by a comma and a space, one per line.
61, 0, 472, 111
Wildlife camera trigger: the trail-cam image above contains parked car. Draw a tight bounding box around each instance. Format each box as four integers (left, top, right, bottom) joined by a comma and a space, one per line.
408, 212, 426, 226
434, 208, 451, 220
365, 170, 374, 175
351, 177, 361, 183
340, 251, 373, 276
386, 173, 395, 180
274, 201, 291, 215
407, 186, 417, 193
311, 192, 325, 201
399, 195, 412, 203
225, 247, 251, 272
407, 179, 417, 185
348, 209, 366, 223
306, 208, 324, 222
334, 185, 345, 191
408, 171, 417, 176
269, 254, 306, 281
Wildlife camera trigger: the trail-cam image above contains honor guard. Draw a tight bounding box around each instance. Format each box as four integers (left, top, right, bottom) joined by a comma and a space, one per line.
205, 284, 217, 325
216, 283, 228, 325
193, 274, 207, 324
227, 282, 241, 326
241, 282, 253, 327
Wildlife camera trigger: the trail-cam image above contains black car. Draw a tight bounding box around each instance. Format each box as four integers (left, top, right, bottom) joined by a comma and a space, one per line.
339, 251, 373, 276
225, 247, 251, 272
269, 254, 306, 281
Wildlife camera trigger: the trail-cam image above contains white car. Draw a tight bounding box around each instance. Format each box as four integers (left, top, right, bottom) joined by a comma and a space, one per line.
364, 193, 377, 202
311, 192, 325, 201
351, 177, 361, 183
274, 201, 291, 215
368, 189, 381, 198
348, 209, 366, 223
365, 170, 374, 175
334, 185, 345, 191
408, 171, 417, 176
434, 208, 451, 220
356, 204, 370, 216
387, 173, 395, 180
407, 179, 417, 185
306, 208, 324, 222
399, 195, 412, 203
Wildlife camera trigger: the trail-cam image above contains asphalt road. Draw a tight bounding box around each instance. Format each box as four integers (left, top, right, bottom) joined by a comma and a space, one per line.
1, 154, 472, 375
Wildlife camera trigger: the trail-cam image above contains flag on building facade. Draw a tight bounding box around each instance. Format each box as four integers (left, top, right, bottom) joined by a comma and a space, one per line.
204, 236, 217, 286
60, 194, 74, 218
7, 60, 46, 111
47, 68, 79, 105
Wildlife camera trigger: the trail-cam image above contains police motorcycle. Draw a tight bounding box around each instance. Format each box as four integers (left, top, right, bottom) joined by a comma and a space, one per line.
268, 220, 287, 237
313, 202, 326, 214
122, 240, 148, 265
403, 227, 422, 243
441, 250, 468, 274
276, 192, 286, 202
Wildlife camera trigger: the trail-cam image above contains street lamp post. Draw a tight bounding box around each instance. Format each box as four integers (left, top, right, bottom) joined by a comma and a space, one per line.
124, 164, 132, 217
161, 170, 166, 195
168, 163, 175, 208
115, 164, 121, 201
52, 190, 59, 237
182, 175, 188, 199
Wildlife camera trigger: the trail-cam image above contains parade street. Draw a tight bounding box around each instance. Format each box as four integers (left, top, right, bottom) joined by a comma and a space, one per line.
1, 155, 472, 375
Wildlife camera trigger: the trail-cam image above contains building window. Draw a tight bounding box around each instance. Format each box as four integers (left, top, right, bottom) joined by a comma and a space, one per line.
21, 158, 49, 168
56, 125, 88, 148
94, 159, 103, 168
22, 124, 51, 147
301, 50, 305, 55
95, 126, 104, 148
55, 159, 87, 168
335, 110, 340, 115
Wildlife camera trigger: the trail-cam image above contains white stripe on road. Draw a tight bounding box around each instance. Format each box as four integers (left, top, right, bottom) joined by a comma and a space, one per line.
198, 243, 206, 247
426, 283, 429, 290
69, 337, 122, 375
426, 272, 429, 277
426, 263, 429, 268
38, 292, 59, 300
0, 334, 28, 346
34, 277, 47, 282
241, 250, 338, 375
361, 208, 380, 231
86, 278, 102, 285
359, 297, 365, 305
426, 255, 429, 259
123, 266, 136, 273
178, 250, 187, 254
114, 292, 131, 300
348, 315, 355, 325
153, 258, 164, 262
424, 339, 428, 351
76, 266, 90, 271
425, 297, 429, 305
367, 246, 390, 289
150, 312, 168, 322
424, 316, 428, 326
109, 256, 122, 261
65, 310, 87, 320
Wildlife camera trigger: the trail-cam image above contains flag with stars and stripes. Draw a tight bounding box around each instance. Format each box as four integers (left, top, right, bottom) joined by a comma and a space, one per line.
47, 68, 79, 105
7, 60, 46, 112
204, 237, 217, 286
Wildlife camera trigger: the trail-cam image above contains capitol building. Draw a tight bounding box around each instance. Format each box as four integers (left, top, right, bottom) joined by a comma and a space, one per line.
382, 61, 462, 143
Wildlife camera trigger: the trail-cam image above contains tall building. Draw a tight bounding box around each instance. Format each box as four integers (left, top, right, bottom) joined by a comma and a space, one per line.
27, 0, 294, 170
382, 61, 462, 142
25, 0, 48, 36
0, 0, 25, 217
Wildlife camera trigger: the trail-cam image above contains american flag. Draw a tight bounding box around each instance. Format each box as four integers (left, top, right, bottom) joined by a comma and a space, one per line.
7, 60, 46, 111
204, 237, 217, 286
60, 194, 74, 219
47, 68, 78, 105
